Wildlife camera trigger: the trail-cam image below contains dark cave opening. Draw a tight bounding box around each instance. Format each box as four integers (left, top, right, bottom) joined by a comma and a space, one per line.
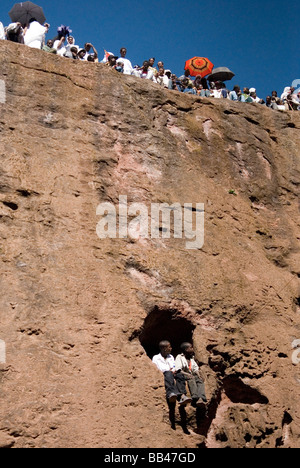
223, 376, 269, 405
138, 305, 196, 359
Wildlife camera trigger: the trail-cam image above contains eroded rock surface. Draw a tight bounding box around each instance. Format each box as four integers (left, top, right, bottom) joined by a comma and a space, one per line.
0, 41, 300, 448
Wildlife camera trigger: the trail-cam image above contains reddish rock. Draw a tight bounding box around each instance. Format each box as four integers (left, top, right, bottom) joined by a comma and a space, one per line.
0, 41, 300, 448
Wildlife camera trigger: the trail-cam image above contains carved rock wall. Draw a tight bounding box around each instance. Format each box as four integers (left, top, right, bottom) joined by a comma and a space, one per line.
0, 41, 300, 448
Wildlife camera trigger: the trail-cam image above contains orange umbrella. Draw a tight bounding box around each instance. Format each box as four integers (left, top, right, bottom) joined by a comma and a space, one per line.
184, 57, 214, 78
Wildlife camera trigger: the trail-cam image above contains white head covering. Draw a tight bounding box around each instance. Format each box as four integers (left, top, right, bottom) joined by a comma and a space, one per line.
281, 87, 291, 100
0, 22, 5, 40
65, 36, 79, 51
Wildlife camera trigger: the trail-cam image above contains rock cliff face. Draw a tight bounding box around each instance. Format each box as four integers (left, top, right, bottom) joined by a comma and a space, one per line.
0, 41, 300, 448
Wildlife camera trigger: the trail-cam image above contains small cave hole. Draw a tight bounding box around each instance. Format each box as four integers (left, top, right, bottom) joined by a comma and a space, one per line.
2, 201, 18, 211
276, 411, 293, 447
223, 376, 269, 405
138, 306, 196, 359
216, 430, 228, 442
16, 189, 31, 198
282, 411, 293, 427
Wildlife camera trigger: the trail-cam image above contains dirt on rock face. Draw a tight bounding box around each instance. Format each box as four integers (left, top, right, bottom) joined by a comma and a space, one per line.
0, 41, 300, 448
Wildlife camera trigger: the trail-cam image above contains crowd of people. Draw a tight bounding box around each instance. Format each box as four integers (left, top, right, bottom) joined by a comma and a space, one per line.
0, 19, 299, 111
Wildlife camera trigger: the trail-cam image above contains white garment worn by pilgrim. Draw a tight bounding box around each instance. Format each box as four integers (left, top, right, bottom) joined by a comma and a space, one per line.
24, 21, 47, 49
152, 353, 176, 373
65, 37, 79, 53
83, 52, 91, 61
116, 57, 133, 75
133, 68, 155, 81
249, 88, 261, 103
281, 87, 291, 101
0, 22, 5, 40
53, 39, 67, 57
155, 74, 170, 88
212, 89, 223, 99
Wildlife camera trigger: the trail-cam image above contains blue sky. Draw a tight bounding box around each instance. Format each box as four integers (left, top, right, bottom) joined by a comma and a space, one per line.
0, 0, 299, 98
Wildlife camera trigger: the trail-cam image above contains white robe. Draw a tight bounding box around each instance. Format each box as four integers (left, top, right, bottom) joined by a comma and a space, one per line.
24, 21, 47, 49
133, 68, 155, 81
53, 39, 67, 56
116, 57, 133, 75
155, 74, 170, 88
0, 22, 5, 40
281, 87, 291, 101
65, 38, 79, 54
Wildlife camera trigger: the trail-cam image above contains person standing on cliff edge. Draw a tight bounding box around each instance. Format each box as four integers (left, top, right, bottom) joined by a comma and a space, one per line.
24, 19, 49, 49
116, 48, 133, 75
